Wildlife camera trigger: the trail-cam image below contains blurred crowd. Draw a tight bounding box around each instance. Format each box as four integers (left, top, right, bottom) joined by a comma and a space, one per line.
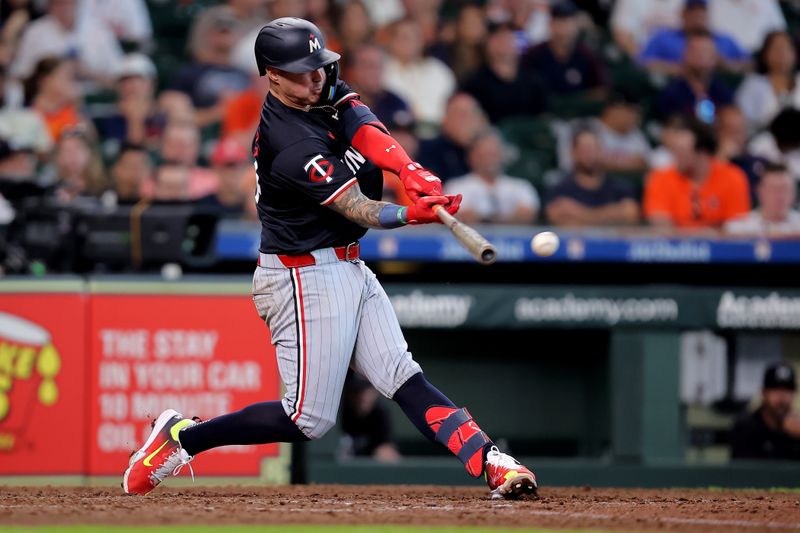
2, 0, 800, 237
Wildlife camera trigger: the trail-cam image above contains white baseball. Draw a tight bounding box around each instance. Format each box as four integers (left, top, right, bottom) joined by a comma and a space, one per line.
531, 231, 560, 257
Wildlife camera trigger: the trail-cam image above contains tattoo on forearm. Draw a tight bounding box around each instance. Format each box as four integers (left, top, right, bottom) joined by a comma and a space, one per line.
329, 183, 392, 229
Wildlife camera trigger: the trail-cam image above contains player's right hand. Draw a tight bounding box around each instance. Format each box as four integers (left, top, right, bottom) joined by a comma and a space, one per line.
405, 194, 462, 225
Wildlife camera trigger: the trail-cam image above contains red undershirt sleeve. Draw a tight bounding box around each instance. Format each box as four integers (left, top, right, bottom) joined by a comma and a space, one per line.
351, 123, 413, 175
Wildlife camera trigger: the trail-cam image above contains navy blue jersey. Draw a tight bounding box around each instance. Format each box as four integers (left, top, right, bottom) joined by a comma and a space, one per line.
254, 80, 384, 254
545, 173, 635, 208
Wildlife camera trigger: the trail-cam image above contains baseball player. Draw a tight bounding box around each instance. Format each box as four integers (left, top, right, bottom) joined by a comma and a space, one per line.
123, 17, 537, 500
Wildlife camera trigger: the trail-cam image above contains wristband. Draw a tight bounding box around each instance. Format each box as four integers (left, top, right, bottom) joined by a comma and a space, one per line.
378, 205, 408, 229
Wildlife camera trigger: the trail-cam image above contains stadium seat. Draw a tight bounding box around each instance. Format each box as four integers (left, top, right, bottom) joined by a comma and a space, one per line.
547, 94, 605, 119
146, 0, 221, 89
600, 36, 661, 121
504, 148, 550, 190
499, 116, 559, 188
499, 116, 557, 153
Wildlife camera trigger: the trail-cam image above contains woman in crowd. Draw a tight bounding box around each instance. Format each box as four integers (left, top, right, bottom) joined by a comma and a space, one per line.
24, 56, 85, 142
50, 127, 107, 202
431, 4, 487, 83
736, 31, 800, 131
334, 0, 374, 59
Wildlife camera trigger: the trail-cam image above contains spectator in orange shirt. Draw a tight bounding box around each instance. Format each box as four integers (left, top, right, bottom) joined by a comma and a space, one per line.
221, 82, 265, 144
222, 42, 270, 144
24, 56, 84, 142
644, 118, 751, 229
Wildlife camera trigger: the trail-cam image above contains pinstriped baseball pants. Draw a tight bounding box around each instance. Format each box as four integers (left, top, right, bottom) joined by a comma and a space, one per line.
253, 247, 422, 439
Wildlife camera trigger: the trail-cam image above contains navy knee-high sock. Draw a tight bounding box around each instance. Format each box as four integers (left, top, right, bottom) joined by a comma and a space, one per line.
179, 401, 309, 456
393, 372, 455, 441
393, 372, 495, 467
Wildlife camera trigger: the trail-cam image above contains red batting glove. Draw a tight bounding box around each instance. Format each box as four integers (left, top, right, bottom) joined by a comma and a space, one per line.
399, 162, 442, 202
405, 194, 462, 225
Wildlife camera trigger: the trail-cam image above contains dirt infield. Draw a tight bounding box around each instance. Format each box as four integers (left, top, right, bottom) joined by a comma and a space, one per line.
1, 485, 799, 531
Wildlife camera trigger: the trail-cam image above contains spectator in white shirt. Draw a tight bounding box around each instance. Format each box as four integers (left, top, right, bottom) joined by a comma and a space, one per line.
382, 18, 456, 128
725, 163, 800, 236
227, 0, 270, 33
708, 0, 786, 54
78, 0, 153, 47
485, 0, 551, 48
10, 0, 123, 89
360, 0, 404, 27
558, 93, 650, 174
610, 0, 684, 58
736, 31, 800, 132
1, 0, 46, 75
595, 94, 651, 174
444, 129, 540, 225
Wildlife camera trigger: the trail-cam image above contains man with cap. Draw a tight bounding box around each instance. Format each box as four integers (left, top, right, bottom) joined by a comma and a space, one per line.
731, 363, 800, 460
122, 17, 538, 501
167, 5, 250, 127
93, 53, 169, 155
524, 0, 607, 96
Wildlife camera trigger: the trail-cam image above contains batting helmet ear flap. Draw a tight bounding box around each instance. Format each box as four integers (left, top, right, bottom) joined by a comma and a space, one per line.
320, 61, 339, 103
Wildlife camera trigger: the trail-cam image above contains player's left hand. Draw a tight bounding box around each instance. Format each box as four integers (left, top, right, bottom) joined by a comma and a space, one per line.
399, 162, 442, 202
405, 194, 461, 225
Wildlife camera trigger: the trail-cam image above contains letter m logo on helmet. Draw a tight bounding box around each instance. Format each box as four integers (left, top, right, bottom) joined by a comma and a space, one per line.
309, 34, 321, 53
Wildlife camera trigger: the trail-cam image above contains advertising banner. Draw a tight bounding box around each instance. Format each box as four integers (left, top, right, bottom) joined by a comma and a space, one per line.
385, 285, 800, 331
0, 292, 87, 474
87, 293, 281, 476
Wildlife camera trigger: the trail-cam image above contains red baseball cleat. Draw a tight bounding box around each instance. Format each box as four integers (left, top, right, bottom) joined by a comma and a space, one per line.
484, 446, 538, 500
123, 409, 197, 495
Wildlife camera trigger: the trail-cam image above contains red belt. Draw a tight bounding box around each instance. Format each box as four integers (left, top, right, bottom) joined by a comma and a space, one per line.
272, 242, 360, 268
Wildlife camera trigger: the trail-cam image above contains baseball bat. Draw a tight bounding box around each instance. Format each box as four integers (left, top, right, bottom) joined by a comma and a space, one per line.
433, 205, 497, 265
